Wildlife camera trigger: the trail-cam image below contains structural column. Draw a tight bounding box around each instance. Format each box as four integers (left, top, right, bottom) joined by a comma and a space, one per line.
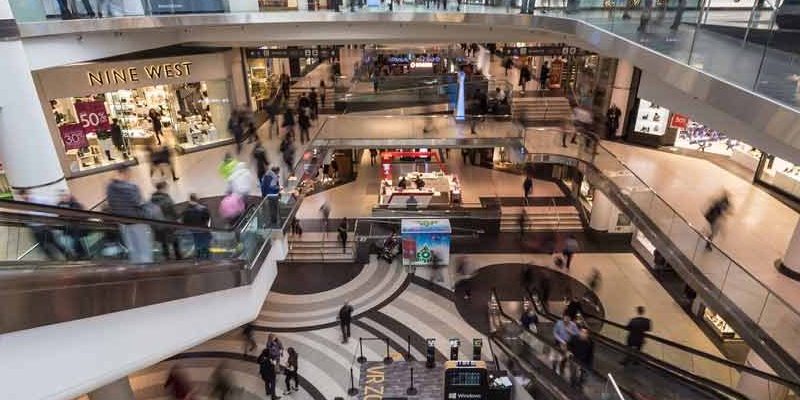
777, 220, 800, 280
87, 377, 135, 400
0, 0, 68, 199
608, 59, 634, 138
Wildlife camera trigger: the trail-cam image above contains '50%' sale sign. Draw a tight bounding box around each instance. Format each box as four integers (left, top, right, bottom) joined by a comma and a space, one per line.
74, 100, 111, 133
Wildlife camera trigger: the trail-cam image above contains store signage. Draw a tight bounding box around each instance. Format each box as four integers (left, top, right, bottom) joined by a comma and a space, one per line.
87, 62, 193, 87
363, 365, 385, 398
74, 100, 111, 133
670, 113, 689, 129
246, 48, 338, 59
59, 123, 89, 150
501, 46, 589, 57
387, 55, 442, 65
149, 0, 225, 14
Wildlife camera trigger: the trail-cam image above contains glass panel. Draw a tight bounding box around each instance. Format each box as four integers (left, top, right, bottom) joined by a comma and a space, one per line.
720, 264, 769, 320
668, 217, 701, 259
691, 243, 732, 289
758, 293, 800, 361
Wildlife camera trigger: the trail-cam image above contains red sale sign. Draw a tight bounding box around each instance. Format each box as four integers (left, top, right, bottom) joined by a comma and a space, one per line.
670, 113, 689, 129
74, 100, 111, 133
59, 123, 89, 150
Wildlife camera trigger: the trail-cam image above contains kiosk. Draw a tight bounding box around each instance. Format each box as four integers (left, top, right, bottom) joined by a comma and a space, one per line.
444, 360, 488, 400
401, 219, 451, 266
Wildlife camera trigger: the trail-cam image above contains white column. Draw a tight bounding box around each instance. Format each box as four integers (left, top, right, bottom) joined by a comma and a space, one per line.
779, 220, 800, 277
609, 59, 634, 138
0, 0, 69, 200
228, 0, 260, 12
87, 377, 135, 400
589, 191, 615, 231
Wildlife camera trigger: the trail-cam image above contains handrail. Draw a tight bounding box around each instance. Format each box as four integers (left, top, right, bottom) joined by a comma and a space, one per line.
0, 199, 226, 233
525, 288, 800, 391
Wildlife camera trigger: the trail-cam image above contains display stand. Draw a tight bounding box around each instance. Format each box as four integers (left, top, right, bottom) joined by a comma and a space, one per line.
401, 219, 451, 266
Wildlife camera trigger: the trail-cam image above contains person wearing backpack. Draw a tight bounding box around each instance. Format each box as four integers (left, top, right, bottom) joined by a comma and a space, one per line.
258, 348, 281, 400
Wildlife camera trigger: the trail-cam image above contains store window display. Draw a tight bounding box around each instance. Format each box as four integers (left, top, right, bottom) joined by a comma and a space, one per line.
51, 80, 231, 173
756, 156, 800, 199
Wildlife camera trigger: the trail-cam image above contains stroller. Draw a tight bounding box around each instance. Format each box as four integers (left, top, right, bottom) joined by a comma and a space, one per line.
377, 234, 401, 263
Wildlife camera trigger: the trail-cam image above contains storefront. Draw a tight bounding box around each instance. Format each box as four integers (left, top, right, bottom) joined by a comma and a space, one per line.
378, 150, 462, 208
35, 52, 243, 177
626, 98, 763, 174
0, 162, 11, 199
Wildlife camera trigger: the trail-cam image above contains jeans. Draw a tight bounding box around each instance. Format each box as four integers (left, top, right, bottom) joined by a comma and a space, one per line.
193, 232, 212, 260
268, 196, 279, 226
340, 320, 351, 341
120, 224, 154, 264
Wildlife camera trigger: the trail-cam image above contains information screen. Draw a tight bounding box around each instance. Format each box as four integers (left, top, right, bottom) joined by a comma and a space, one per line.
448, 370, 483, 386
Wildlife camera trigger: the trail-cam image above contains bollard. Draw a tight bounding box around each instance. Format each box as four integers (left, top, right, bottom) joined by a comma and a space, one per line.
406, 367, 419, 395
383, 338, 394, 364
357, 338, 367, 364
347, 367, 358, 396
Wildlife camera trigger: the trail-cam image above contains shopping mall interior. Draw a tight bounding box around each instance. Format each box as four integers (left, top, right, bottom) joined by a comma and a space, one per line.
3, 1, 800, 400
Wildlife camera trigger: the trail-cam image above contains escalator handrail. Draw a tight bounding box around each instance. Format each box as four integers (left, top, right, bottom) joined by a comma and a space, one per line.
0, 198, 231, 233
525, 289, 800, 393
493, 289, 745, 400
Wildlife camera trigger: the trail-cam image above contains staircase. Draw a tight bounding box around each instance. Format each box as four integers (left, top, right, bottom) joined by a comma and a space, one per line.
511, 97, 572, 126
288, 86, 337, 114
500, 205, 583, 232
286, 231, 355, 262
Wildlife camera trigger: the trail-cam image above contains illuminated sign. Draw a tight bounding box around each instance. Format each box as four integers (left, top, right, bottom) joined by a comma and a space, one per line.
87, 62, 193, 87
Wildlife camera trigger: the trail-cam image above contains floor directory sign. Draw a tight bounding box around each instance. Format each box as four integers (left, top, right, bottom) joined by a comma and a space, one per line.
401, 219, 451, 266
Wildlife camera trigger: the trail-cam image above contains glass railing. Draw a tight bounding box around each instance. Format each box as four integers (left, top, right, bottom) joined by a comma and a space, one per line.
519, 129, 800, 378
12, 2, 797, 113
527, 290, 800, 400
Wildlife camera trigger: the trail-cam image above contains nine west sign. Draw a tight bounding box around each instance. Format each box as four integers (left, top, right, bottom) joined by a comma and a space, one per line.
36, 53, 230, 100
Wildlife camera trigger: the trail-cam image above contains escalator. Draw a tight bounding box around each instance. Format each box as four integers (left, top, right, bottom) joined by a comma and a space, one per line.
489, 286, 800, 400
0, 197, 276, 333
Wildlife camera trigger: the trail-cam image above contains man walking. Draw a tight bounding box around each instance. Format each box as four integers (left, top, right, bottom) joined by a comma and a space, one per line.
339, 301, 354, 343
621, 306, 652, 365
258, 349, 281, 400
261, 166, 282, 226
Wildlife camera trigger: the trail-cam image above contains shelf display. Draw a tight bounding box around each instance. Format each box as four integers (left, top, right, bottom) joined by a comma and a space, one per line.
703, 308, 742, 341
634, 99, 669, 136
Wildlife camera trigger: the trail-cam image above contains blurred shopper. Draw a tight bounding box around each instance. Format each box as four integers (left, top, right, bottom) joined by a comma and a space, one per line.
210, 363, 235, 400
297, 93, 311, 120
165, 366, 195, 400
107, 166, 153, 263
258, 348, 281, 400
19, 189, 65, 260
148, 144, 179, 181
267, 333, 284, 364
281, 136, 296, 172
539, 276, 552, 312
370, 149, 378, 166
567, 327, 595, 386
298, 108, 311, 144
151, 182, 182, 260
339, 301, 354, 343
338, 218, 348, 253
519, 64, 532, 93
56, 191, 88, 260
564, 296, 583, 320
282, 108, 296, 138
283, 347, 300, 395
470, 89, 488, 134
523, 175, 533, 205
521, 308, 539, 333
97, 0, 113, 17
703, 191, 731, 250
218, 153, 238, 181
621, 306, 651, 365
219, 191, 246, 228
671, 0, 687, 30
320, 202, 331, 232
280, 73, 291, 99
148, 108, 164, 145
319, 80, 327, 109
539, 61, 550, 92
517, 210, 527, 238
637, 0, 653, 32
309, 88, 319, 119
227, 160, 254, 198
181, 194, 212, 260
261, 166, 282, 226
562, 234, 579, 270
552, 313, 579, 373
253, 139, 270, 180
229, 109, 244, 154
243, 323, 257, 356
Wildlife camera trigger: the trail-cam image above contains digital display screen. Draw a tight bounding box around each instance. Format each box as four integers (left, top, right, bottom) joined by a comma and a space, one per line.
448, 371, 482, 386
449, 338, 461, 348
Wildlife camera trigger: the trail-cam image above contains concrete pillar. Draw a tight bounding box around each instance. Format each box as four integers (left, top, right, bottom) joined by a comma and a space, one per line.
0, 1, 69, 200
778, 220, 800, 279
609, 59, 634, 138
589, 191, 615, 231
87, 377, 134, 400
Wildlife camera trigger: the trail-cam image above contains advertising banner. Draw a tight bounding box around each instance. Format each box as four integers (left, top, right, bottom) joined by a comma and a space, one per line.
59, 123, 89, 150
74, 100, 111, 133
670, 113, 689, 129
401, 219, 451, 266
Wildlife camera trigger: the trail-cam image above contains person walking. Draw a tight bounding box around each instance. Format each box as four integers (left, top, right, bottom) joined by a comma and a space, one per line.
539, 61, 550, 92
107, 166, 153, 263
309, 88, 319, 120
552, 313, 579, 373
150, 182, 182, 260
621, 306, 652, 365
283, 347, 300, 395
267, 104, 278, 139
369, 148, 378, 166
521, 309, 539, 333
149, 144, 179, 181
253, 139, 270, 180
518, 64, 532, 93
267, 333, 284, 364
319, 80, 327, 109
562, 234, 579, 270
261, 166, 282, 226
338, 218, 348, 253
210, 363, 235, 400
229, 109, 245, 154
243, 324, 257, 356
523, 175, 533, 205
181, 194, 212, 260
320, 202, 331, 232
56, 191, 88, 260
298, 108, 311, 144
703, 191, 731, 250
165, 366, 196, 400
339, 301, 354, 343
149, 108, 164, 145
567, 328, 595, 386
282, 108, 296, 138
258, 348, 281, 400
